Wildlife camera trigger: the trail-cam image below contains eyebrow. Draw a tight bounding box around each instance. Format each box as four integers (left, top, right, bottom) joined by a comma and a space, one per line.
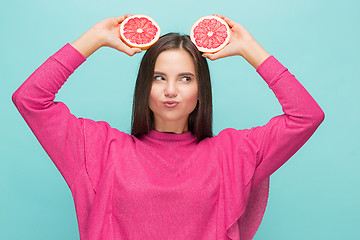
154, 71, 195, 77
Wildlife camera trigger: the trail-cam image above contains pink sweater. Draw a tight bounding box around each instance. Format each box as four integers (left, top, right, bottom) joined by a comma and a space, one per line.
12, 43, 324, 240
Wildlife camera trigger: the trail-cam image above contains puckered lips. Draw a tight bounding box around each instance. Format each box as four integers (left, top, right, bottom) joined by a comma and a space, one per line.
163, 100, 180, 108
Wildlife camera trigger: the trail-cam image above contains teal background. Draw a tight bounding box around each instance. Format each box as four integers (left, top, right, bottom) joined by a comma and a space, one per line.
1, 0, 359, 239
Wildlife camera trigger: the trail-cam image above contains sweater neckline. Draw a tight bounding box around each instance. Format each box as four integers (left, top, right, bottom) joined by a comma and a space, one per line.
147, 129, 195, 141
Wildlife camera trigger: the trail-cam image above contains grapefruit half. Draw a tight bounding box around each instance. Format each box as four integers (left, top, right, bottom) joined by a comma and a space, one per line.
120, 14, 161, 50
190, 15, 230, 53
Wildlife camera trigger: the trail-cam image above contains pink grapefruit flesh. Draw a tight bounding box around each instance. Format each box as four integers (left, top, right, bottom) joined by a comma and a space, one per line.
190, 15, 230, 53
120, 14, 161, 50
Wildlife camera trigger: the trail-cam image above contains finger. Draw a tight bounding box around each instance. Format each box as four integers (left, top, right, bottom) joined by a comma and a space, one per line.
130, 48, 143, 55
115, 14, 132, 23
124, 46, 143, 56
213, 14, 237, 28
202, 47, 231, 61
109, 38, 138, 56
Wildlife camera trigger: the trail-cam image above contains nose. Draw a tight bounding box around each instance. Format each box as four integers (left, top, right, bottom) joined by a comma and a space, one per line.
164, 81, 178, 98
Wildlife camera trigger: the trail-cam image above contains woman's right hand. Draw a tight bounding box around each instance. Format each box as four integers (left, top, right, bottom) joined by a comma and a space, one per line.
71, 14, 143, 58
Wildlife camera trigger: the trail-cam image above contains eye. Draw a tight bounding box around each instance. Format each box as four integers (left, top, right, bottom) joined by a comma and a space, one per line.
181, 77, 191, 82
154, 76, 164, 81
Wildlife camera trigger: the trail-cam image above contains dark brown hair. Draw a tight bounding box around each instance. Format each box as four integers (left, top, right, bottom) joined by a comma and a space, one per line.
131, 32, 213, 141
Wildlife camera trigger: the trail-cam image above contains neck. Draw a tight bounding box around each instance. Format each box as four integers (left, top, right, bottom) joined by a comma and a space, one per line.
154, 119, 189, 134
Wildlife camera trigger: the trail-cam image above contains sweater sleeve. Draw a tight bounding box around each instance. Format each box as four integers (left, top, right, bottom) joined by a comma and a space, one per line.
217, 56, 325, 240
248, 55, 325, 188
12, 43, 87, 189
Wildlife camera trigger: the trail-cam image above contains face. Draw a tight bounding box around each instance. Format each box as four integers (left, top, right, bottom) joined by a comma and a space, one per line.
149, 49, 198, 132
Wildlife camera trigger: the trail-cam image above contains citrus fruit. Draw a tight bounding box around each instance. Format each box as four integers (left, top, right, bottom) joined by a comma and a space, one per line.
190, 15, 230, 53
120, 14, 161, 50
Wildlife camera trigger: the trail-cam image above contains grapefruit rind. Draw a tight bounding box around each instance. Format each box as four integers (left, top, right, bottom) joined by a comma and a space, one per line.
120, 14, 161, 50
190, 15, 230, 53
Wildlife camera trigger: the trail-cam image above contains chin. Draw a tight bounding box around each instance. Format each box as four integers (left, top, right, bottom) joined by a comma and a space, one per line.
154, 110, 190, 123
160, 114, 187, 122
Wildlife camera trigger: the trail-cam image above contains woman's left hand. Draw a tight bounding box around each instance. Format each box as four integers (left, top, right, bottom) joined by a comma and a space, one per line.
202, 14, 267, 63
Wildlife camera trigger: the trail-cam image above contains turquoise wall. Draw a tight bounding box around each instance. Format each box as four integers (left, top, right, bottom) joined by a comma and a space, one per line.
1, 0, 359, 239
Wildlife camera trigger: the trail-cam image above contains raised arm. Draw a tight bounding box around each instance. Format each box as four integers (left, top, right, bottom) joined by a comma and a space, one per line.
208, 14, 325, 188
11, 14, 142, 189
11, 43, 87, 189
249, 55, 324, 187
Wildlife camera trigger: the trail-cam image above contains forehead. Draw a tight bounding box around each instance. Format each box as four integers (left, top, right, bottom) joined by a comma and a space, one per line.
154, 49, 196, 73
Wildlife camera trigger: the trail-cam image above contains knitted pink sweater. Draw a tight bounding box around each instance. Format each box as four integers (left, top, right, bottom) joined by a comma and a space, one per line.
12, 43, 324, 240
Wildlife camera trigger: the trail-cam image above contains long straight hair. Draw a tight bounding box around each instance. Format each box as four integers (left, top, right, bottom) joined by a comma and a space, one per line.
131, 33, 213, 141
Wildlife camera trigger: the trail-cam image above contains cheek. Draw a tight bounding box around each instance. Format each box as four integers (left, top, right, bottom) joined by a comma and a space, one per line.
185, 87, 199, 108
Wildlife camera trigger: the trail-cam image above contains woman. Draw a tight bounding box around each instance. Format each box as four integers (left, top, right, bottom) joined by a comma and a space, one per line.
12, 14, 324, 240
